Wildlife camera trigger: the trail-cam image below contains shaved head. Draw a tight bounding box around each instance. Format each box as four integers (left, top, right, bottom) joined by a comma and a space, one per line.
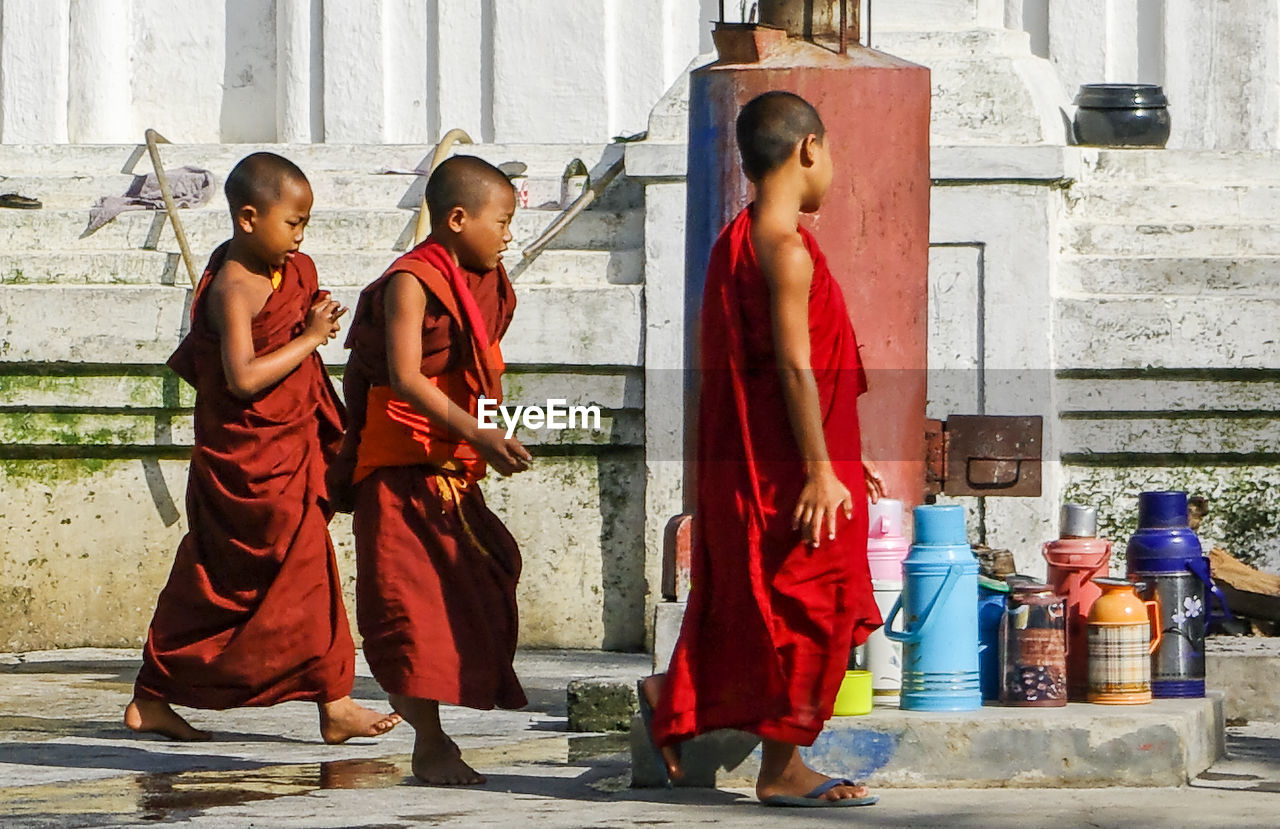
225, 151, 309, 212
736, 91, 826, 180
426, 155, 514, 225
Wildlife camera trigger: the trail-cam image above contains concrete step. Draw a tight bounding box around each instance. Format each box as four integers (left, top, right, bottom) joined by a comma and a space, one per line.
1066, 183, 1280, 223
0, 142, 622, 177
1058, 256, 1280, 297
1081, 149, 1280, 186
1067, 222, 1280, 257
1055, 296, 1280, 370
631, 695, 1224, 788
0, 206, 643, 254
0, 283, 645, 367
0, 367, 643, 411
0, 408, 642, 450
875, 27, 1031, 57
1056, 376, 1280, 415
0, 248, 642, 287
0, 169, 644, 212
1061, 414, 1280, 456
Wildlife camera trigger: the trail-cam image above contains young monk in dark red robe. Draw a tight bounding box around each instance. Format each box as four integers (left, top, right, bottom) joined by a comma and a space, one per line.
125, 152, 400, 744
339, 155, 530, 786
640, 92, 887, 807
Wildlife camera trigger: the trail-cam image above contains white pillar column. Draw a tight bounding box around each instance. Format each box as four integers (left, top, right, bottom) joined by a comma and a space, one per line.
277, 0, 321, 142
68, 0, 134, 143
322, 0, 387, 142
1047, 0, 1108, 97
0, 0, 71, 143
434, 0, 488, 142
383, 0, 431, 143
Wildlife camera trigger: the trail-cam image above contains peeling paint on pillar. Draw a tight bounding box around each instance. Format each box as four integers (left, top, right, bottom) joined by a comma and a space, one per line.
686, 35, 932, 510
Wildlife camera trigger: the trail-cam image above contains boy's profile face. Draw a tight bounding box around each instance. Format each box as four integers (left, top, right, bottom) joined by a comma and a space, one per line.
237, 177, 313, 267
800, 134, 834, 213
447, 182, 516, 272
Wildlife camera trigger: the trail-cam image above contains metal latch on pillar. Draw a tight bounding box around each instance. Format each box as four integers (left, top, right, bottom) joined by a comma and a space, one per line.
925, 415, 1043, 497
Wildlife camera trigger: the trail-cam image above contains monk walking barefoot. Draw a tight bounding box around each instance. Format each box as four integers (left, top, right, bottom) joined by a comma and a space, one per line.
337, 156, 530, 787
646, 93, 883, 809
319, 696, 402, 744
124, 699, 211, 742
126, 153, 399, 744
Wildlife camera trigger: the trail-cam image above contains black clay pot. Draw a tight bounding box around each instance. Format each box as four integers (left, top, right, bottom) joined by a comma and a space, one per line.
1073, 84, 1171, 148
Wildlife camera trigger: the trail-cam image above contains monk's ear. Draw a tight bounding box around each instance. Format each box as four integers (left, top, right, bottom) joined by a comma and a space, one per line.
234, 204, 258, 235
445, 205, 468, 233
798, 134, 821, 168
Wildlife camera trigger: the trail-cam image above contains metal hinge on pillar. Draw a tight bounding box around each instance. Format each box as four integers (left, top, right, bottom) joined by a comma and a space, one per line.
925, 415, 1043, 497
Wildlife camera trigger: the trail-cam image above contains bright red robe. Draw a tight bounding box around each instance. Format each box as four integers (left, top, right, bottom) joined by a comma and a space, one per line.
652, 207, 881, 747
134, 245, 355, 709
341, 238, 527, 711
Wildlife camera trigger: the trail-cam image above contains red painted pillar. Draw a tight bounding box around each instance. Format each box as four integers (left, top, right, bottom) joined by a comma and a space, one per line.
686, 28, 931, 512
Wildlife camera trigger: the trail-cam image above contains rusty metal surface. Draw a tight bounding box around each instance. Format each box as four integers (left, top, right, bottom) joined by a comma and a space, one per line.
758, 0, 860, 46
943, 415, 1043, 497
925, 418, 946, 496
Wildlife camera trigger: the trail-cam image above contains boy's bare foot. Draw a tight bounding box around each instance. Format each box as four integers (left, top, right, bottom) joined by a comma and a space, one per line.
124, 698, 212, 741
639, 674, 683, 781
412, 734, 487, 786
755, 739, 871, 803
318, 696, 402, 744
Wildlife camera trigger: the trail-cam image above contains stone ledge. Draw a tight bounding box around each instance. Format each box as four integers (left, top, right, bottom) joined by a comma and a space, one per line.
632, 694, 1224, 789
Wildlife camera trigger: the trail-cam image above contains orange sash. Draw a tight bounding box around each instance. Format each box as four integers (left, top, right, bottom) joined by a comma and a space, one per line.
352, 240, 508, 485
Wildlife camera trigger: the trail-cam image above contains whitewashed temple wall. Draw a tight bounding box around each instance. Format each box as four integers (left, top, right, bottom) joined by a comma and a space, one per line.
1, 0, 1277, 148
0, 0, 703, 145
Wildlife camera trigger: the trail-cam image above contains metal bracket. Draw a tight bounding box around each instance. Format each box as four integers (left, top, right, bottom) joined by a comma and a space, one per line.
925, 415, 1043, 497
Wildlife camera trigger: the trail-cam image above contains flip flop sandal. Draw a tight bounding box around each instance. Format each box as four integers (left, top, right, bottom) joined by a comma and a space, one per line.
0, 193, 41, 209
760, 778, 879, 808
635, 678, 680, 787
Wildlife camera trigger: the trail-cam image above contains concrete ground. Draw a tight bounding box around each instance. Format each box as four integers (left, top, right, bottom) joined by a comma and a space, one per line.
2, 649, 1277, 828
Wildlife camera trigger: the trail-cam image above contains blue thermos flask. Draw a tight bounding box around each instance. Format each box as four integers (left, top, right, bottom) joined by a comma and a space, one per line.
885, 505, 981, 711
1126, 490, 1229, 698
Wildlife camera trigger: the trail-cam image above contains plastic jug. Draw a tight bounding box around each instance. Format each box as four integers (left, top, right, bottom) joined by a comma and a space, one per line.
1087, 577, 1161, 704
1043, 503, 1112, 700
859, 498, 910, 698
885, 505, 981, 711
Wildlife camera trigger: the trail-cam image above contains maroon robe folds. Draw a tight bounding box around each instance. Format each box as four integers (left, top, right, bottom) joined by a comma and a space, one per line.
134, 245, 354, 709
341, 238, 527, 711
652, 207, 882, 747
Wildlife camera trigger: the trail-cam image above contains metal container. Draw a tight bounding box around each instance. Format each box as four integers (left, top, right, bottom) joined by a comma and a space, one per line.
885, 505, 981, 711
999, 583, 1068, 707
1126, 491, 1229, 698
1073, 84, 1171, 147
1087, 578, 1161, 705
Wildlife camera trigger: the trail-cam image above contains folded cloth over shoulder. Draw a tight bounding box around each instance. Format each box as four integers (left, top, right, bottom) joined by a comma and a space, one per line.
86, 165, 214, 233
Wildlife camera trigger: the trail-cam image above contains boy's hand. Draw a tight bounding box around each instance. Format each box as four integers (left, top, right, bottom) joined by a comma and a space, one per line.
793, 466, 853, 547
472, 428, 533, 476
304, 299, 345, 346
863, 459, 886, 503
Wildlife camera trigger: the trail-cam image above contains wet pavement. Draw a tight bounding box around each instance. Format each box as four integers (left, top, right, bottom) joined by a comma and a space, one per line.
2, 648, 1279, 827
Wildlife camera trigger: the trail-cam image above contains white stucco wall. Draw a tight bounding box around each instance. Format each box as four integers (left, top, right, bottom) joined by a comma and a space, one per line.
0, 0, 702, 145
1009, 0, 1280, 149
2, 0, 1275, 148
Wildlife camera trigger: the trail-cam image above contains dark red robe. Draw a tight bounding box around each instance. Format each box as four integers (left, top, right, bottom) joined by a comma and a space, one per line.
134, 245, 354, 709
652, 207, 881, 747
341, 238, 526, 711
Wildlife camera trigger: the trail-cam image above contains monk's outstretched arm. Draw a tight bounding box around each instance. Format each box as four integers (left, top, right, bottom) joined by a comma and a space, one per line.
759, 234, 852, 547
210, 271, 343, 399
384, 271, 531, 476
